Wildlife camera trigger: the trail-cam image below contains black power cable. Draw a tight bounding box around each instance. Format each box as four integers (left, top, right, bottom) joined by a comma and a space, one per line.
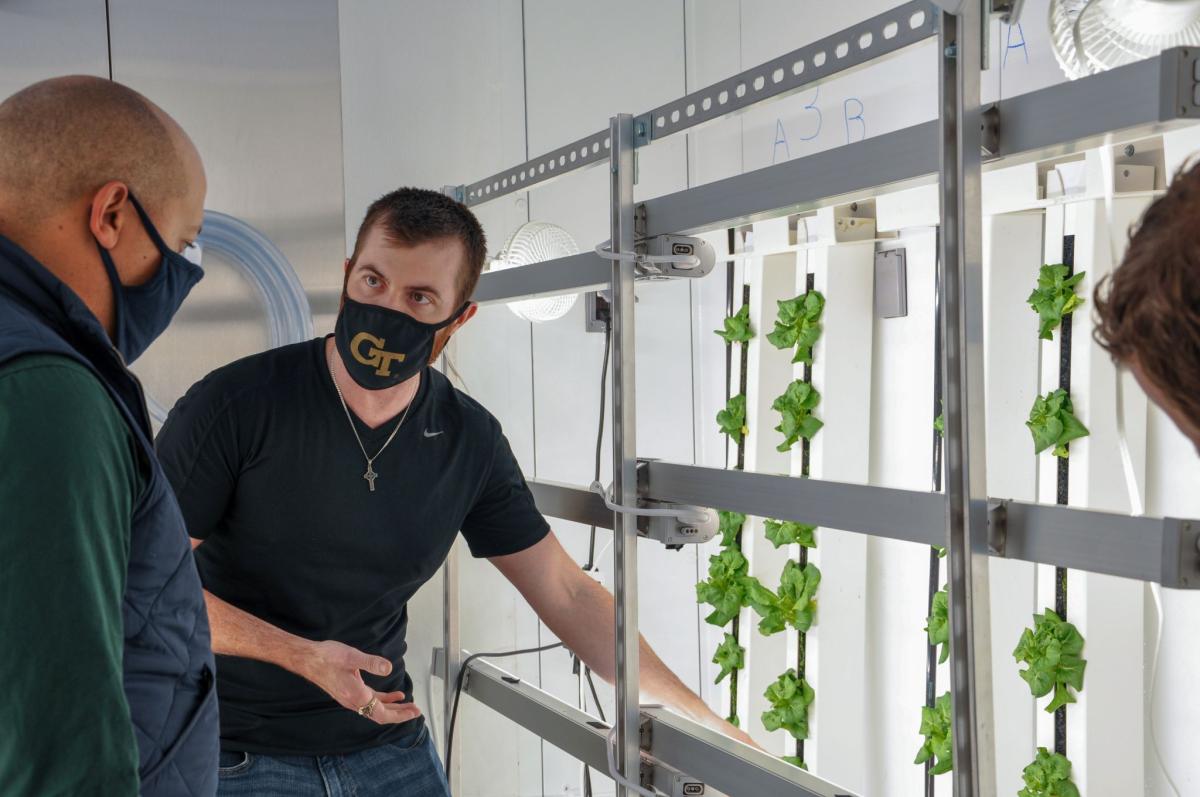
924, 245, 945, 797
445, 320, 612, 781
583, 320, 612, 572
580, 321, 611, 797
445, 641, 565, 775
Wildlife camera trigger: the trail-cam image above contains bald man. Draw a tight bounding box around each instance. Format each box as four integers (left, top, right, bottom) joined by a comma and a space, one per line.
0, 77, 217, 795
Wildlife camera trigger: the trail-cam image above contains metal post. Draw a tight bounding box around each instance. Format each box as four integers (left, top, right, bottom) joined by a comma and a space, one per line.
608, 113, 640, 797
442, 544, 461, 793
938, 4, 997, 797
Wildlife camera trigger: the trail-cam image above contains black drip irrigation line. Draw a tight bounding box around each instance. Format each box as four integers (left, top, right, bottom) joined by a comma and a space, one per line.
924, 250, 945, 797
727, 276, 751, 724
1054, 235, 1076, 757
795, 271, 816, 765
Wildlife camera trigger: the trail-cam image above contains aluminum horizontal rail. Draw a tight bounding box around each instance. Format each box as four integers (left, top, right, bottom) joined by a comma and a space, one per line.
457, 1, 939, 207
645, 461, 945, 546
431, 651, 857, 797
469, 49, 1200, 305
641, 120, 939, 237
993, 45, 1200, 163
994, 499, 1200, 589
637, 461, 1200, 589
432, 650, 611, 772
528, 479, 613, 530
473, 251, 610, 305
525, 467, 1200, 588
640, 708, 859, 797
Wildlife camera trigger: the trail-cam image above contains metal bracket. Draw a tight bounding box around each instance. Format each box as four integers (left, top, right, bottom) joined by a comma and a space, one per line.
584, 290, 611, 333
638, 714, 656, 789
873, 248, 908, 319
980, 104, 1000, 158
987, 498, 1008, 556
634, 115, 653, 148
989, 0, 1024, 24
1168, 518, 1200, 589
1165, 47, 1200, 122
441, 184, 465, 203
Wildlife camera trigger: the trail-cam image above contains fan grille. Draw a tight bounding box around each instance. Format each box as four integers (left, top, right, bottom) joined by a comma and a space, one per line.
491, 222, 581, 323
1052, 0, 1200, 79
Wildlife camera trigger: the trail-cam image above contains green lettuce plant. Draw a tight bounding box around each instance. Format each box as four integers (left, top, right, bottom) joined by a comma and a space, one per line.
1018, 748, 1080, 797
1013, 609, 1087, 713
717, 393, 748, 443
695, 548, 752, 627
747, 560, 821, 636
767, 291, 825, 364
926, 586, 949, 664
772, 379, 823, 452
914, 691, 953, 775
715, 303, 754, 344
761, 669, 815, 741
712, 632, 745, 684
1026, 389, 1089, 458
717, 510, 747, 547
1028, 264, 1085, 341
764, 519, 817, 549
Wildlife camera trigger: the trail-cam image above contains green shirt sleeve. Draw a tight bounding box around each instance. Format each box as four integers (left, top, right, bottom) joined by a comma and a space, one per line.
0, 355, 143, 796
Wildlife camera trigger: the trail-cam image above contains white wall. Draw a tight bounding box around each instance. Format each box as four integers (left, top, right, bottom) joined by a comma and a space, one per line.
338, 3, 1200, 796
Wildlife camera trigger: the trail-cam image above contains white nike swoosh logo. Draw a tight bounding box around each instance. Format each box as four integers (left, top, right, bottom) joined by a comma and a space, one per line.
423, 429, 445, 438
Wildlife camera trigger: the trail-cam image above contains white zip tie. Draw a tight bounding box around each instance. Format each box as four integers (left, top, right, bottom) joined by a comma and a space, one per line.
594, 241, 702, 269
605, 724, 657, 797
589, 480, 710, 526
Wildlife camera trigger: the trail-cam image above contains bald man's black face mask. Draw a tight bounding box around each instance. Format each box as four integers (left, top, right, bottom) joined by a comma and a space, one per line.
97, 193, 204, 363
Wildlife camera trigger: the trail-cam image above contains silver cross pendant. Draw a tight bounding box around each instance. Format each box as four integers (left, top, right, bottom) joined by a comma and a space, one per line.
364, 464, 378, 492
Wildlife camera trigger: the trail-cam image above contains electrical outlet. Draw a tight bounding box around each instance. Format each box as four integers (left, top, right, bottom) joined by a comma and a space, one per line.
585, 291, 610, 333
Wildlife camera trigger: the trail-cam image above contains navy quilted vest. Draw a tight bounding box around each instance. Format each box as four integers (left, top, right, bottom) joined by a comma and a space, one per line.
0, 234, 218, 796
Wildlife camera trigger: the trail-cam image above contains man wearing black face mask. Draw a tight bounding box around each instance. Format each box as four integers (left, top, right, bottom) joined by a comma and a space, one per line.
158, 188, 753, 795
0, 77, 217, 795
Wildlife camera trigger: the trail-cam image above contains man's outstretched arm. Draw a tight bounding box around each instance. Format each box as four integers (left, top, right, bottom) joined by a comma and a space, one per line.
490, 530, 757, 747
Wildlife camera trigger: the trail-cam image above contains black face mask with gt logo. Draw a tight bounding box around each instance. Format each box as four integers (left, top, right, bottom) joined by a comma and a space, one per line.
334, 297, 469, 390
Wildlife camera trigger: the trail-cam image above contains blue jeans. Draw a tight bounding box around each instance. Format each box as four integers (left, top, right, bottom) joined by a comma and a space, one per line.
215, 727, 450, 796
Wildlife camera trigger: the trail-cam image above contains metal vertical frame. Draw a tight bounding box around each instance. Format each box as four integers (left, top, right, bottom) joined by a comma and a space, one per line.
938, 4, 996, 797
609, 112, 641, 796
441, 546, 461, 793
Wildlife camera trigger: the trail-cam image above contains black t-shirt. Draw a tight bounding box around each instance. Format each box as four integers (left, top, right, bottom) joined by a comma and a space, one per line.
156, 337, 549, 756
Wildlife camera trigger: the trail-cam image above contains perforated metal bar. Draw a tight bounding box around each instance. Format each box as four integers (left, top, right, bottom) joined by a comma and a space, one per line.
640, 1, 937, 142
464, 128, 612, 206
459, 2, 939, 208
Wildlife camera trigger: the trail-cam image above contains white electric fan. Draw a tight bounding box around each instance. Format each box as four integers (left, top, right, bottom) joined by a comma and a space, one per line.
1051, 0, 1200, 79
488, 221, 580, 323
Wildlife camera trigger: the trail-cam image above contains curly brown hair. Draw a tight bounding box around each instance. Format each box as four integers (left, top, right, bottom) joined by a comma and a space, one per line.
1094, 161, 1200, 430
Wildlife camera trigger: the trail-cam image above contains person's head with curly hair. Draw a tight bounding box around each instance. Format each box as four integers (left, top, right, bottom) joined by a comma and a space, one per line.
1095, 160, 1200, 451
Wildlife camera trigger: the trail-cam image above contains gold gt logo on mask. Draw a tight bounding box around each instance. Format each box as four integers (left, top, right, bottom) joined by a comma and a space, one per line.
350, 331, 407, 376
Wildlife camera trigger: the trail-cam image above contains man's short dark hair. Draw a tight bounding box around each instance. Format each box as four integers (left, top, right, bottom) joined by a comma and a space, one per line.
350, 187, 487, 305
1094, 160, 1200, 428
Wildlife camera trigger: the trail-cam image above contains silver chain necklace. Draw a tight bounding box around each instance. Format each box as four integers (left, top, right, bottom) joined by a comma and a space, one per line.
327, 358, 413, 492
